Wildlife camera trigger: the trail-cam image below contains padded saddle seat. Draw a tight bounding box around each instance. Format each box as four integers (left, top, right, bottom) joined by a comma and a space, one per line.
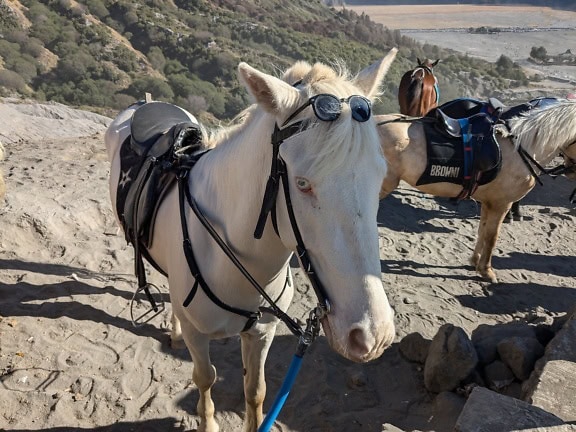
130, 101, 197, 156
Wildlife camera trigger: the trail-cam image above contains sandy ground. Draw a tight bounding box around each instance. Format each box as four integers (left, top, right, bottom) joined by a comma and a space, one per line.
0, 95, 575, 432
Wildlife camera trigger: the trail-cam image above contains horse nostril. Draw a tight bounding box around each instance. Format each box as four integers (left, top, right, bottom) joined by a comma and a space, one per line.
348, 328, 371, 359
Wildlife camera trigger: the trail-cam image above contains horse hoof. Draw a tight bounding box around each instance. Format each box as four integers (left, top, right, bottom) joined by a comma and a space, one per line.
480, 271, 498, 283
513, 215, 524, 222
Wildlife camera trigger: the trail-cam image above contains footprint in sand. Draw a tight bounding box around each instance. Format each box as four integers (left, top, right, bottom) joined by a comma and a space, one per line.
57, 333, 119, 369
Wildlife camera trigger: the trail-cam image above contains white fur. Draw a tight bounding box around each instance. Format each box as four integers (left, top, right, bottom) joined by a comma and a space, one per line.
105, 49, 398, 432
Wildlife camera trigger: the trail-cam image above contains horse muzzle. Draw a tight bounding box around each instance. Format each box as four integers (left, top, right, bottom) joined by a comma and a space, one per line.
321, 307, 395, 363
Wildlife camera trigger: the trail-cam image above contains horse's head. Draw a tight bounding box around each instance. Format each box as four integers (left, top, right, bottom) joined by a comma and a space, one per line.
417, 58, 440, 70
238, 48, 398, 362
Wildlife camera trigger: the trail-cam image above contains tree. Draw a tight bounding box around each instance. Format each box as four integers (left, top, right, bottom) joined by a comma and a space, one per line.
147, 46, 166, 72
530, 46, 548, 61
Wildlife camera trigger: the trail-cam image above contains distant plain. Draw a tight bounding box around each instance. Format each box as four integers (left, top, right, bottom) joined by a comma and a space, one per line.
346, 5, 576, 84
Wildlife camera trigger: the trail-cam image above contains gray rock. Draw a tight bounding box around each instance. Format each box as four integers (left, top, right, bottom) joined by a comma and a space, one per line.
472, 322, 536, 365
483, 360, 515, 391
498, 336, 545, 381
455, 387, 565, 432
399, 332, 431, 364
424, 324, 478, 393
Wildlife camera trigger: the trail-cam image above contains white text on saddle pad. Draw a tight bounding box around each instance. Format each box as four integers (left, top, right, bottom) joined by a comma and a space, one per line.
430, 165, 460, 178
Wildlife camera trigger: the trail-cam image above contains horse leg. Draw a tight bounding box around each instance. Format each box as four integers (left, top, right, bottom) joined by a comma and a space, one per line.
180, 320, 219, 432
170, 312, 186, 349
504, 200, 522, 223
475, 203, 510, 283
240, 324, 277, 432
470, 206, 488, 268
511, 200, 523, 221
379, 174, 400, 199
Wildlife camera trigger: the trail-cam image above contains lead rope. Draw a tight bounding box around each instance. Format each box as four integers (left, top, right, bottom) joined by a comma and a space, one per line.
258, 306, 324, 432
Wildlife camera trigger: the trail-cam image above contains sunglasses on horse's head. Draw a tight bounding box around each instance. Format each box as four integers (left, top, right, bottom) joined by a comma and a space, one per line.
282, 94, 372, 126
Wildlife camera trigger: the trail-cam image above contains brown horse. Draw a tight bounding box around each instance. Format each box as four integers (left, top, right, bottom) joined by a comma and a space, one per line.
376, 101, 576, 283
398, 58, 440, 117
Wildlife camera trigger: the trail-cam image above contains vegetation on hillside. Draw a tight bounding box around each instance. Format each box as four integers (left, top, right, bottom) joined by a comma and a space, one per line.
0, 0, 530, 121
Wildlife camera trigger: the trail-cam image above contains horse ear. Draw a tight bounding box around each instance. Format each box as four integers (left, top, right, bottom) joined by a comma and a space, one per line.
432, 59, 440, 67
354, 48, 398, 99
238, 62, 299, 114
417, 57, 423, 65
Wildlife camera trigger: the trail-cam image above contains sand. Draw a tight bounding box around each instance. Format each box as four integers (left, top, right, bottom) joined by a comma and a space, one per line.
0, 98, 574, 432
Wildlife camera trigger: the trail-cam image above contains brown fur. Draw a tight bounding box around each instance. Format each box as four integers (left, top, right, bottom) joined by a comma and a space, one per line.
398, 59, 439, 117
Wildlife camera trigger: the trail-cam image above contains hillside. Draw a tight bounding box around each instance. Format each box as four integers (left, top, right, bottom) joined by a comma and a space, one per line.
0, 0, 531, 121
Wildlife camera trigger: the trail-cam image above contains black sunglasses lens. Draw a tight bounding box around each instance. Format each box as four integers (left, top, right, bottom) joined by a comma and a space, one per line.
349, 96, 371, 122
313, 95, 341, 122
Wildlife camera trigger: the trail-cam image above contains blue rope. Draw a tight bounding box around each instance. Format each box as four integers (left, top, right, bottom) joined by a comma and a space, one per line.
257, 354, 304, 432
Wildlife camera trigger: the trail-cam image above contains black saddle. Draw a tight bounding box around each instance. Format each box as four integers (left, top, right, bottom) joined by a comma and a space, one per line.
130, 101, 199, 156
418, 99, 503, 199
427, 97, 504, 122
499, 96, 564, 122
430, 108, 501, 174
116, 102, 204, 250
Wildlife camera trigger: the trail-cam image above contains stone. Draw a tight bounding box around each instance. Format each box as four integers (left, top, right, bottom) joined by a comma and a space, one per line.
483, 360, 515, 391
424, 324, 478, 393
455, 387, 565, 432
399, 332, 431, 364
524, 360, 576, 422
472, 322, 536, 365
382, 424, 406, 432
498, 336, 545, 381
523, 307, 576, 421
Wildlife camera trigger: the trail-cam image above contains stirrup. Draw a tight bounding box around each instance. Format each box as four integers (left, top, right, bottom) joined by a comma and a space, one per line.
130, 283, 165, 327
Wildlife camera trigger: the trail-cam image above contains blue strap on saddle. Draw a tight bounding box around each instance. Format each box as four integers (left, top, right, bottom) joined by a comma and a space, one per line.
434, 82, 440, 105
459, 118, 473, 182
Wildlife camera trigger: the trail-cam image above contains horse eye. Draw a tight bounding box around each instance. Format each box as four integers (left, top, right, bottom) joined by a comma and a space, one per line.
295, 177, 312, 193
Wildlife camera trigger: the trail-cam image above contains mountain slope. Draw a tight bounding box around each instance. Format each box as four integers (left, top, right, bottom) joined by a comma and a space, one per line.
0, 0, 528, 120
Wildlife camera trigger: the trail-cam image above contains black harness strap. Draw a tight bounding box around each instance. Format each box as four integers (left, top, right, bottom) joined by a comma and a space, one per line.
278, 160, 330, 307
254, 122, 306, 239
178, 170, 303, 336
517, 145, 546, 186
253, 117, 331, 315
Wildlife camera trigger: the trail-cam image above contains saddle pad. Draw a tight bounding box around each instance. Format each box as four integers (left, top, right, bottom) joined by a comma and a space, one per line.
416, 121, 500, 187
416, 122, 464, 186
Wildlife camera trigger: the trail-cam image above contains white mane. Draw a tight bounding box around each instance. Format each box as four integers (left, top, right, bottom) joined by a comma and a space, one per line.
281, 61, 383, 180
508, 101, 576, 162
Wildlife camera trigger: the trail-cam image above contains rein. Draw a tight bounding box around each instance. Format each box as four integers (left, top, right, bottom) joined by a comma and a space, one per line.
172, 114, 332, 432
168, 110, 332, 335
515, 138, 576, 186
177, 166, 304, 336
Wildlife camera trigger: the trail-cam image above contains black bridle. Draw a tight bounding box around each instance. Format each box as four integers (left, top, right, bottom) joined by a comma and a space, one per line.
175, 102, 336, 336
254, 118, 331, 315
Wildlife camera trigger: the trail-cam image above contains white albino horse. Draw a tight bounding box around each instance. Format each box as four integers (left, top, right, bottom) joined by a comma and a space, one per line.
105, 48, 398, 432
